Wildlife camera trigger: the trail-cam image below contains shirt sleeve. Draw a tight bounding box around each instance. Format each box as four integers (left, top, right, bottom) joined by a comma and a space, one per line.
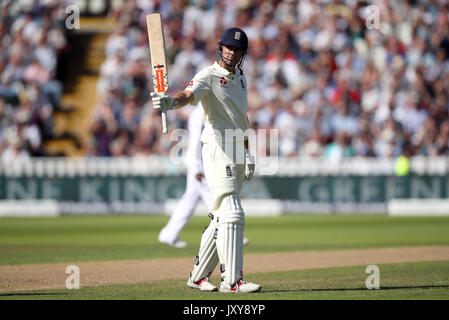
185, 68, 211, 105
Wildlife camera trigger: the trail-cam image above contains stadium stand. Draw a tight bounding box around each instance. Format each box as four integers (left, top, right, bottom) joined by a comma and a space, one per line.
90, 0, 449, 160
1, 0, 448, 161
0, 0, 83, 158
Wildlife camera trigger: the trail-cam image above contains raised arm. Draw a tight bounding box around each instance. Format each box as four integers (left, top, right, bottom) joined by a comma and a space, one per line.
172, 90, 194, 109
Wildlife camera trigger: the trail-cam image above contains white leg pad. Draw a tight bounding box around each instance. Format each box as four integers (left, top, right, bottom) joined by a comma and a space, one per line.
190, 215, 219, 282
215, 194, 245, 286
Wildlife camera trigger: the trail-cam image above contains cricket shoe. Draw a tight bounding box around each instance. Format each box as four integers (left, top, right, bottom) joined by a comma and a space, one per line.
187, 277, 218, 292
220, 279, 261, 293
159, 238, 187, 248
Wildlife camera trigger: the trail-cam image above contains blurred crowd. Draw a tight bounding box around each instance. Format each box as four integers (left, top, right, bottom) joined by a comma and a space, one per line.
92, 0, 449, 160
0, 0, 75, 161
1, 0, 448, 161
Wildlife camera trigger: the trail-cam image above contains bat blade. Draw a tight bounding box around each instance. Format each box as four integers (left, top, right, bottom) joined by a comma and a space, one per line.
146, 13, 168, 134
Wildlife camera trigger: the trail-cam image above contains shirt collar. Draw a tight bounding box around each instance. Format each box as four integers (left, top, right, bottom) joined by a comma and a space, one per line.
214, 61, 234, 77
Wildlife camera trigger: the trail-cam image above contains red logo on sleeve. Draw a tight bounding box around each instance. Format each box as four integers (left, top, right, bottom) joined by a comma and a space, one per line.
189, 80, 194, 87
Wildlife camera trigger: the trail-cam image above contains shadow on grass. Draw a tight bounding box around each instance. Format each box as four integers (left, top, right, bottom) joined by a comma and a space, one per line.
0, 292, 68, 297
265, 284, 449, 293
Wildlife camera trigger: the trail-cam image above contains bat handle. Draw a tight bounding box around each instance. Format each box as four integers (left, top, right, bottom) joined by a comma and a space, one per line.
161, 104, 168, 134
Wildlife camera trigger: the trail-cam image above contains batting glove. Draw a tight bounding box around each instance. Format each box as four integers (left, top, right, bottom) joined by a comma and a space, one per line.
244, 150, 255, 181
151, 92, 175, 111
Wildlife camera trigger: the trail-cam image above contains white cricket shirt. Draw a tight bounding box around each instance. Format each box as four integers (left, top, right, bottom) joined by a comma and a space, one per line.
185, 61, 249, 145
184, 103, 204, 175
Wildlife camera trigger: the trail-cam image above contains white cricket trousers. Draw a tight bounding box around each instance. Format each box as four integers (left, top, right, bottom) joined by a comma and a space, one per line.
190, 140, 247, 286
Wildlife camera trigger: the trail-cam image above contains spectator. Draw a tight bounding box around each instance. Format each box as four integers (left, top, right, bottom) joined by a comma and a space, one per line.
325, 131, 355, 163
300, 128, 324, 158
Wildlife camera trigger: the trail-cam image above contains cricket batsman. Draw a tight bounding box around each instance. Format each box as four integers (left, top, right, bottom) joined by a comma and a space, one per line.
151, 28, 261, 293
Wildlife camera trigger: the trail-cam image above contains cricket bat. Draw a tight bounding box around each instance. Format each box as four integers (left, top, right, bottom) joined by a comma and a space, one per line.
146, 13, 169, 134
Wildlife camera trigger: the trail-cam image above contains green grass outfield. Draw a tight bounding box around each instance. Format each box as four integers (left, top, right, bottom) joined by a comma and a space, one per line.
2, 261, 448, 300
1, 215, 449, 265
0, 215, 449, 300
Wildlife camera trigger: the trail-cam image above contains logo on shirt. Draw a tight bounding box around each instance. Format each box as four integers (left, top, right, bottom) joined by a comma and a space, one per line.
219, 77, 228, 87
226, 165, 233, 177
189, 80, 194, 87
